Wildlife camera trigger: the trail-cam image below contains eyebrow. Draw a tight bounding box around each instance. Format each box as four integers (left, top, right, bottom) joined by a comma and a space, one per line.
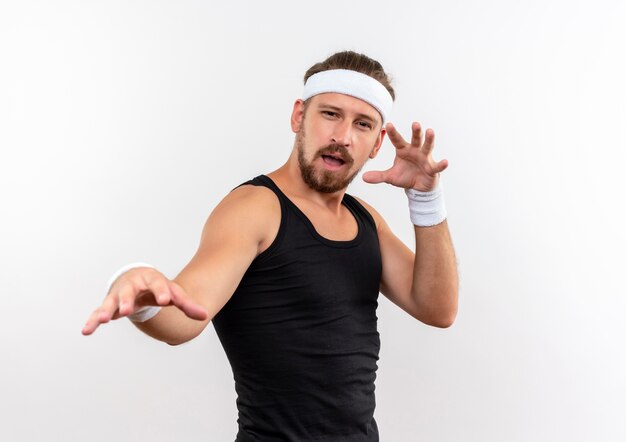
317, 103, 378, 125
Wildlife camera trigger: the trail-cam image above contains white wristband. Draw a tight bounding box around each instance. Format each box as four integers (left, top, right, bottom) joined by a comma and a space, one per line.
405, 181, 447, 227
106, 262, 161, 323
106, 262, 155, 290
128, 305, 162, 323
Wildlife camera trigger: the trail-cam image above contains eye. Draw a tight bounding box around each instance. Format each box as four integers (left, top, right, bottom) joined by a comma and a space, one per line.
322, 110, 338, 118
356, 121, 372, 130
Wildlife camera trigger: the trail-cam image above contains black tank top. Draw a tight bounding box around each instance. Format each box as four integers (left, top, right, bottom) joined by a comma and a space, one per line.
212, 175, 382, 441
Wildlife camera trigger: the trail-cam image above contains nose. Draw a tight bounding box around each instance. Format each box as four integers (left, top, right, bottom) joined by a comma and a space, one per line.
331, 120, 352, 147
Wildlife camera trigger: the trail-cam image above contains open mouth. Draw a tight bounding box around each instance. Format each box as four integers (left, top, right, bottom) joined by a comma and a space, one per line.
321, 154, 346, 167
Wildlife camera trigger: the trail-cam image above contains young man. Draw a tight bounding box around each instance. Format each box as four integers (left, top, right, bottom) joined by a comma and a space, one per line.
83, 51, 458, 441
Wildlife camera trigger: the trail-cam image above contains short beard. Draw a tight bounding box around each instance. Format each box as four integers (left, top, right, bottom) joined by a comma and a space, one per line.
296, 129, 360, 193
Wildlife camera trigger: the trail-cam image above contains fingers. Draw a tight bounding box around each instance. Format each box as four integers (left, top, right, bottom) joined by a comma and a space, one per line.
420, 129, 449, 177
410, 122, 422, 147
82, 268, 171, 336
82, 290, 120, 335
421, 128, 435, 155
140, 270, 174, 306
433, 158, 449, 174
362, 170, 389, 184
116, 278, 141, 317
169, 281, 209, 321
82, 293, 120, 336
390, 122, 436, 155
385, 123, 408, 149
82, 308, 108, 335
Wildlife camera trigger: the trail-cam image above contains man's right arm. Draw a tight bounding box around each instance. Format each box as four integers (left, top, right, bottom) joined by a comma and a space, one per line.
82, 185, 280, 345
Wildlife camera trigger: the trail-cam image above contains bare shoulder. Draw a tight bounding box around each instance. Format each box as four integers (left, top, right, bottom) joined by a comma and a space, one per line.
173, 184, 281, 318
201, 183, 281, 254
215, 183, 280, 215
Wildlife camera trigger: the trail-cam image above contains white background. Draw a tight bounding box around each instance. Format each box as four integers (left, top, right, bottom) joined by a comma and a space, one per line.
1, 1, 625, 441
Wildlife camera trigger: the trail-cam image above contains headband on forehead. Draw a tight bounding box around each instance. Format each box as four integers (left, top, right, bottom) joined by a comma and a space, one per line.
302, 69, 393, 125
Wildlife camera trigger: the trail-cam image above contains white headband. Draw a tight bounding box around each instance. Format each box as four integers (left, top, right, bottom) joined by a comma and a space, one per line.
302, 69, 393, 125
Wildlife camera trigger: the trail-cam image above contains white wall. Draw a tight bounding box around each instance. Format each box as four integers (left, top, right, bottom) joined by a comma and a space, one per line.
1, 1, 625, 441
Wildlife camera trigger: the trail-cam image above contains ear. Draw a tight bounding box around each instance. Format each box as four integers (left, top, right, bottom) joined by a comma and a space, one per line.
291, 99, 305, 133
369, 128, 386, 159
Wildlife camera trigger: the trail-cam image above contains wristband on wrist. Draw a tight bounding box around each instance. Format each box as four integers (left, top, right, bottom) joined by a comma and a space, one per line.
128, 305, 162, 323
106, 262, 161, 323
405, 181, 447, 227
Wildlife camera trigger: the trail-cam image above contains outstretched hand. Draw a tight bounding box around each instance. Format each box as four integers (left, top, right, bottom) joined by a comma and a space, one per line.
82, 267, 208, 336
363, 122, 448, 192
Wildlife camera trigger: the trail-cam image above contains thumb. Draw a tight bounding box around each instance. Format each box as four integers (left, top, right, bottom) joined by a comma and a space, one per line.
362, 170, 388, 184
169, 281, 209, 321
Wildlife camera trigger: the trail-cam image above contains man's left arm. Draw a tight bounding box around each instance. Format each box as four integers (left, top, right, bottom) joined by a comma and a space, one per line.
363, 122, 459, 327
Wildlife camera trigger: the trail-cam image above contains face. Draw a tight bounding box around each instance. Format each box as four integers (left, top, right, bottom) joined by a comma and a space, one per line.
292, 93, 385, 193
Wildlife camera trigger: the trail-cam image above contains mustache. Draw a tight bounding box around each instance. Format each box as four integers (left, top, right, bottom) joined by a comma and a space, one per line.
315, 144, 354, 164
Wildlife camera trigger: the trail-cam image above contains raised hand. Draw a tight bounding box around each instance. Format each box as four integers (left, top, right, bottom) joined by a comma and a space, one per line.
363, 122, 448, 192
82, 267, 208, 335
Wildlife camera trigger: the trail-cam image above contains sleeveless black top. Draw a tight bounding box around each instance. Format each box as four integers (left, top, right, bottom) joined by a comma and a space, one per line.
212, 175, 382, 441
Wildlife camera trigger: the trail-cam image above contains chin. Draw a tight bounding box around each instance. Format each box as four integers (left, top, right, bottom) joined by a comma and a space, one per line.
302, 168, 359, 193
